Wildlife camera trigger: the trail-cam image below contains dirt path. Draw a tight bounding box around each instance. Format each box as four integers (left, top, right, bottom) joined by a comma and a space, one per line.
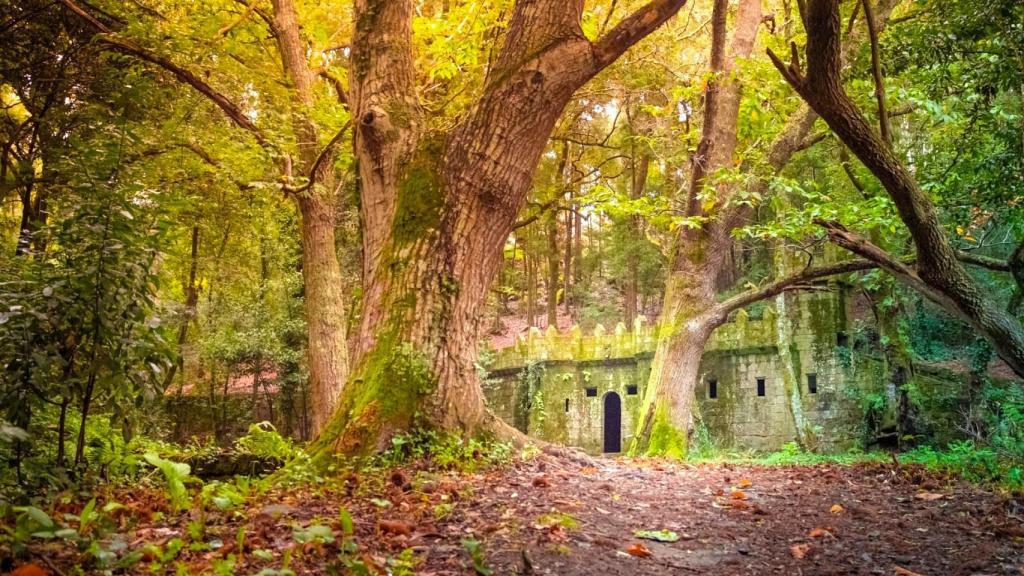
16, 455, 1024, 575
412, 456, 1024, 575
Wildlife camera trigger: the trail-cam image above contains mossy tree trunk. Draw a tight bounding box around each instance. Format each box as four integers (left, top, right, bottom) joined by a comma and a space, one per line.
317, 0, 690, 456
633, 0, 899, 456
631, 0, 763, 456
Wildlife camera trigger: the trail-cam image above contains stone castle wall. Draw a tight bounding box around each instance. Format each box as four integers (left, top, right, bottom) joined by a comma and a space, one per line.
483, 287, 888, 454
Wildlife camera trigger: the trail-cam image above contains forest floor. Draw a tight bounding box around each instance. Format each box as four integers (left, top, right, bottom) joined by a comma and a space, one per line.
15, 454, 1024, 576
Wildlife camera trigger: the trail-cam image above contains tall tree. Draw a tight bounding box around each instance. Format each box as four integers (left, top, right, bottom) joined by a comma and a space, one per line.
768, 0, 1024, 378
318, 0, 689, 455
631, 0, 899, 456
55, 0, 351, 433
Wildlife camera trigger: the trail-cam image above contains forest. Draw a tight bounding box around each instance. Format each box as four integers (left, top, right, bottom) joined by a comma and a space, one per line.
1, 0, 1023, 573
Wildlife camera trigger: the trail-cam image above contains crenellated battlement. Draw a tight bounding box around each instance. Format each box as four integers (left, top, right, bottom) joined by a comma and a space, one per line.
487, 307, 781, 371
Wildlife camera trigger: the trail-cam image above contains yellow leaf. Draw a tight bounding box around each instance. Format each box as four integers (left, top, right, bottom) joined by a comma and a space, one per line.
829, 504, 844, 514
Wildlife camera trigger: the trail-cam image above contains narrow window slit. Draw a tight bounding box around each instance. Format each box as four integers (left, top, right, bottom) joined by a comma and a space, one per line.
756, 377, 766, 397
708, 378, 718, 399
565, 398, 570, 412
807, 373, 818, 394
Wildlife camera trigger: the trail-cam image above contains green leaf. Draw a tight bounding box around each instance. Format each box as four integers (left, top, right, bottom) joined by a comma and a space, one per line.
633, 529, 680, 542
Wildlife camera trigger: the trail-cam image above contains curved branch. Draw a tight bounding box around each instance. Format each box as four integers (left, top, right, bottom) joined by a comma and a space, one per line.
713, 258, 879, 318
58, 0, 269, 146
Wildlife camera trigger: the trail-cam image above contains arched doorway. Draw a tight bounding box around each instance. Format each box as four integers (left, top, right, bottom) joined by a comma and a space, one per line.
603, 392, 622, 453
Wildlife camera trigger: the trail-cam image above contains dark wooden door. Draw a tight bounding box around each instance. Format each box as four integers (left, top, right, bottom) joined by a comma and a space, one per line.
603, 392, 622, 453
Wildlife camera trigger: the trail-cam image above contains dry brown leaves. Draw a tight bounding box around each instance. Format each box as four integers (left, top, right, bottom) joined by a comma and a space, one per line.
625, 542, 652, 558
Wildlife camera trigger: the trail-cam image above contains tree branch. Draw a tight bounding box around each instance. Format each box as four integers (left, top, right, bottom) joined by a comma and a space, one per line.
58, 0, 269, 146
713, 257, 879, 318
956, 251, 1011, 272
513, 197, 562, 230
284, 120, 351, 194
318, 69, 349, 108
592, 0, 689, 70
814, 219, 964, 314
861, 0, 891, 145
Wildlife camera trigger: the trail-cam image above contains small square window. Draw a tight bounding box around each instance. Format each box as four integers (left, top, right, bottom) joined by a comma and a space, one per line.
836, 332, 850, 347
756, 377, 766, 397
708, 379, 718, 399
626, 384, 638, 396
807, 373, 818, 394
585, 387, 598, 397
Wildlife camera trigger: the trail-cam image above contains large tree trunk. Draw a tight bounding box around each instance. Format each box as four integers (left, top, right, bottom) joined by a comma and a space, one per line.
316, 0, 689, 456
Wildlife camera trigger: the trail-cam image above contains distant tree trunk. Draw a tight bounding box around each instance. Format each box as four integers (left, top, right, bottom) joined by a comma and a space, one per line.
625, 153, 649, 326
546, 215, 559, 328
526, 253, 537, 327
574, 198, 583, 283
563, 196, 574, 314
316, 0, 688, 455
162, 225, 200, 392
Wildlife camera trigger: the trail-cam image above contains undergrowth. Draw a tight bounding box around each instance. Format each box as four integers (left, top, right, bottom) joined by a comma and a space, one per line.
692, 440, 1024, 491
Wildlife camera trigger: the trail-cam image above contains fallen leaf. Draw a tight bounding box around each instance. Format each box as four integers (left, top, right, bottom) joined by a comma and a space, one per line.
532, 476, 550, 488
738, 478, 752, 488
626, 542, 653, 558
915, 492, 944, 501
11, 565, 48, 576
894, 567, 925, 576
790, 543, 810, 559
809, 527, 835, 538
730, 490, 747, 500
633, 529, 680, 542
829, 504, 844, 514
378, 519, 413, 536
